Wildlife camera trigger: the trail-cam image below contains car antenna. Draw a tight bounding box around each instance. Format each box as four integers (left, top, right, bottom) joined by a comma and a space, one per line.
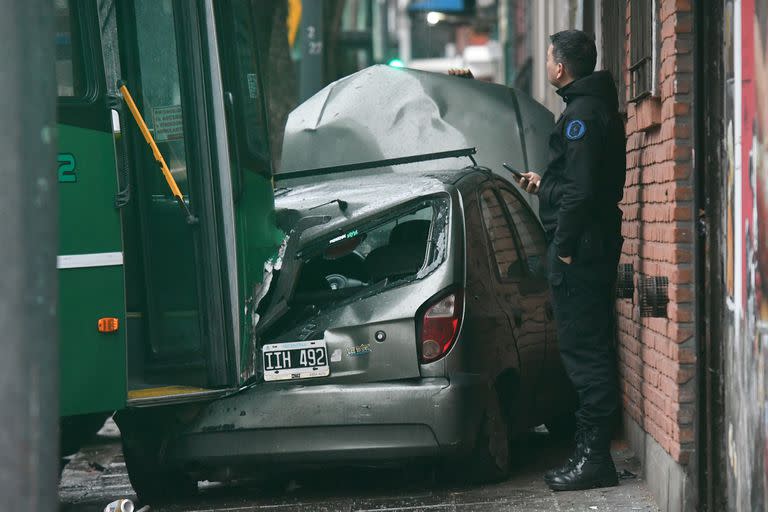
309, 199, 348, 212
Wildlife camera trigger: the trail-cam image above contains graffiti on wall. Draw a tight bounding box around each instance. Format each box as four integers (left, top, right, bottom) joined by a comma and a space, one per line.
725, 0, 768, 509
753, 1, 768, 502
755, 0, 768, 325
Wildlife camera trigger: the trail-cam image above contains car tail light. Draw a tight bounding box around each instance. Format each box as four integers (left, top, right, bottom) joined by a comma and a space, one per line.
419, 289, 463, 363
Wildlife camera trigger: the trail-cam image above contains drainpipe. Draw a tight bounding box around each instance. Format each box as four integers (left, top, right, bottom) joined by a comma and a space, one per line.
694, 0, 727, 509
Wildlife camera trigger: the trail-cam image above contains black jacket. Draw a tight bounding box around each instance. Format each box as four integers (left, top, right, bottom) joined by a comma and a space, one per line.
538, 71, 626, 259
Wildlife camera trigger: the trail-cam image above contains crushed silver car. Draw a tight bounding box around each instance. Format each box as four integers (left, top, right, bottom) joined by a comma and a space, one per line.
119, 65, 576, 494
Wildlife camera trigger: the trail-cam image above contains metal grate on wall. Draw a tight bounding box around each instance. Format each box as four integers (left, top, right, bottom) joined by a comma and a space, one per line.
616, 263, 635, 299
638, 275, 669, 317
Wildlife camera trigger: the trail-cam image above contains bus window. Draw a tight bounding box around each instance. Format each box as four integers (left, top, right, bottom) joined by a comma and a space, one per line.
55, 0, 86, 97
215, 0, 272, 175
129, 0, 203, 364
134, 0, 188, 187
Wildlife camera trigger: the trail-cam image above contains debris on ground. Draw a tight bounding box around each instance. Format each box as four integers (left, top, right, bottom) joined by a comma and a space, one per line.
618, 469, 638, 480
103, 498, 133, 512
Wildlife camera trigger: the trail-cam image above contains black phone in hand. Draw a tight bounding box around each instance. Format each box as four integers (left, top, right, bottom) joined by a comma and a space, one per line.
502, 162, 524, 178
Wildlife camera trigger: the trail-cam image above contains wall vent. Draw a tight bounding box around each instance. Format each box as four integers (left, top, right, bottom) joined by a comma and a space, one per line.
616, 263, 635, 299
639, 275, 669, 318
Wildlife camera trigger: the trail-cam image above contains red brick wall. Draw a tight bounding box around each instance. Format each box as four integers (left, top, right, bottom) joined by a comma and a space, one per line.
617, 0, 696, 464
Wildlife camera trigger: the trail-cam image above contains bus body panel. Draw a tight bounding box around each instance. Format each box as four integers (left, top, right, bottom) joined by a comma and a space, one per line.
58, 123, 127, 417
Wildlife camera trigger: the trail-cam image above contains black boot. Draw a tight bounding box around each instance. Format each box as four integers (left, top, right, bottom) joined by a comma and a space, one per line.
545, 426, 618, 491
544, 427, 586, 482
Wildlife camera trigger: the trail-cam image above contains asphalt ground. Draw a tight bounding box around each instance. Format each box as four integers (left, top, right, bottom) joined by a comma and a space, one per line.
59, 419, 659, 512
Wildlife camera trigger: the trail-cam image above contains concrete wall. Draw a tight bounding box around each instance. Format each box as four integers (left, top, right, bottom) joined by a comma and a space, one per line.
624, 413, 693, 512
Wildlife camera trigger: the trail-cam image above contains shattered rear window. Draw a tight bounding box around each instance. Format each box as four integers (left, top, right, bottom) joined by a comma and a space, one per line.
293, 196, 450, 306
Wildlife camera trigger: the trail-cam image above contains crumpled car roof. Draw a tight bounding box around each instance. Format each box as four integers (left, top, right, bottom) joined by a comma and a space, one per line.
274, 169, 471, 246
278, 65, 554, 195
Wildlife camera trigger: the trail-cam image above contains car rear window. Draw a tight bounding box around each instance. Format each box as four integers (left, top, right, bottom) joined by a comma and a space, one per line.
293, 197, 450, 306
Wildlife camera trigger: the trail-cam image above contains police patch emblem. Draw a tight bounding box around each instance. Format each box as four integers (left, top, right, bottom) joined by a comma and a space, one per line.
565, 120, 586, 140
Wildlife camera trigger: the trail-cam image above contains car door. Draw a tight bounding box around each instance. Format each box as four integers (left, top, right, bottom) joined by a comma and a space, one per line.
495, 184, 567, 419
477, 187, 542, 426
459, 178, 521, 386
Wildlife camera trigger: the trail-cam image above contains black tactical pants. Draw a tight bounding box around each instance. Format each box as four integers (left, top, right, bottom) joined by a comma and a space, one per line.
547, 235, 623, 430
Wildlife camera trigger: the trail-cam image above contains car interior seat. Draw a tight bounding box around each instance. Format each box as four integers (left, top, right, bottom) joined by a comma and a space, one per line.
365, 220, 432, 283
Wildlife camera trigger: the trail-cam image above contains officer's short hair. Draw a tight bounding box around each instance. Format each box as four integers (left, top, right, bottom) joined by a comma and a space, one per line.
549, 30, 597, 79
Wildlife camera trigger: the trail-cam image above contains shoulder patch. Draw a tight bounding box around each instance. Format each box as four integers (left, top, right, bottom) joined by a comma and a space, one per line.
565, 119, 586, 140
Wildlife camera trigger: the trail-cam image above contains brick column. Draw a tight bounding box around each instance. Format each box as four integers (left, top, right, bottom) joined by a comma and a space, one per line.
618, 0, 696, 469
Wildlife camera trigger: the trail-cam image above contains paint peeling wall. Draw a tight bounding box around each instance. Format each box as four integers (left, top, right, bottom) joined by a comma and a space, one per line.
723, 0, 768, 509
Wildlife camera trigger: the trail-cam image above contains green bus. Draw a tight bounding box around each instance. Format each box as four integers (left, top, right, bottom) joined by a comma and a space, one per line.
56, 0, 282, 486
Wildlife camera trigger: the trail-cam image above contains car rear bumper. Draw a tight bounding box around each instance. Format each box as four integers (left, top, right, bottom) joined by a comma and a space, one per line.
169, 375, 485, 466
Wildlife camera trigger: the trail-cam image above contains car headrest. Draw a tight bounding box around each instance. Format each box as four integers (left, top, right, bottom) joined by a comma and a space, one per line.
365, 246, 425, 283
389, 220, 431, 246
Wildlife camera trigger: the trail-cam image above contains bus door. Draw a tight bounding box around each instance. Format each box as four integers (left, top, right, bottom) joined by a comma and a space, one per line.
115, 0, 236, 404
57, 0, 127, 418
213, 0, 285, 383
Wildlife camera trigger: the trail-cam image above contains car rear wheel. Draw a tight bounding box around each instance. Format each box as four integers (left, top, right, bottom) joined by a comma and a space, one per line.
119, 423, 197, 505
123, 437, 197, 504
467, 389, 511, 483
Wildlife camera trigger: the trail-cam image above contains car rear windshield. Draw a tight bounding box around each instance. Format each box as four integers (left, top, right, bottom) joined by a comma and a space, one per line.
292, 196, 450, 307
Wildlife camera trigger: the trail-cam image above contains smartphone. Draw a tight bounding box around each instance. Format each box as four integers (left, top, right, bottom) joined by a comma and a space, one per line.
502, 162, 525, 178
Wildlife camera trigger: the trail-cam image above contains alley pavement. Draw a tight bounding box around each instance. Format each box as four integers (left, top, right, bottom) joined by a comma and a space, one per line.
59, 419, 659, 512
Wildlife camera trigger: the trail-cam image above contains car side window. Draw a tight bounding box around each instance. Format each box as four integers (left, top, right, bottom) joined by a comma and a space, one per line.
479, 189, 524, 280
499, 188, 547, 276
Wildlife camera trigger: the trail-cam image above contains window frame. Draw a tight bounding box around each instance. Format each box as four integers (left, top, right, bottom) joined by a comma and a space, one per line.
297, 193, 449, 263
629, 0, 660, 102
213, 0, 273, 176
290, 193, 452, 308
56, 0, 102, 104
601, 0, 628, 113
477, 185, 527, 284
495, 183, 548, 275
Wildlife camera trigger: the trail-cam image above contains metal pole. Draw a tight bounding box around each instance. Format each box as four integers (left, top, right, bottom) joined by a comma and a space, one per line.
499, 0, 512, 86
0, 1, 58, 510
397, 0, 412, 64
299, 0, 324, 101
372, 0, 388, 63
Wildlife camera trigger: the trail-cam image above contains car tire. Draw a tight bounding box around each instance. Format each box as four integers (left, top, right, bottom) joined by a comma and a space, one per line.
545, 411, 577, 440
121, 430, 197, 505
468, 389, 511, 483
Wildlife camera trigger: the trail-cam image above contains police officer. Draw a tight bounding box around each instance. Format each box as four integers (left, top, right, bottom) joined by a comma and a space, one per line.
516, 30, 626, 491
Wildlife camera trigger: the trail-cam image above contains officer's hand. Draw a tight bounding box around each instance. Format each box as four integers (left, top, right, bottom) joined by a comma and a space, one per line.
516, 171, 541, 194
448, 68, 474, 79
558, 255, 573, 265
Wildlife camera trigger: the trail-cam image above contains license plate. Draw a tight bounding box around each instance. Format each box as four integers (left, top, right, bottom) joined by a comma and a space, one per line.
262, 340, 330, 382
